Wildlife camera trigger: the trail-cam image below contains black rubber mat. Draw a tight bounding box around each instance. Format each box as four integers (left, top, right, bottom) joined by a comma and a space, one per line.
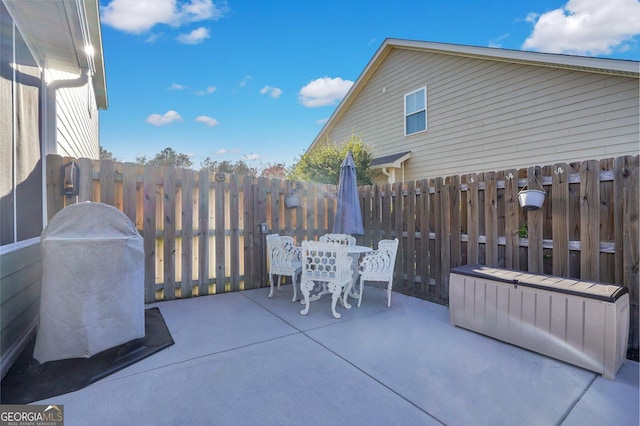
1, 307, 174, 404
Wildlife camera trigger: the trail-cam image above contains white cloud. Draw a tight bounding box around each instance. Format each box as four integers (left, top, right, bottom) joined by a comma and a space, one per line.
489, 34, 509, 48
260, 86, 283, 99
146, 110, 183, 126
239, 76, 253, 87
145, 32, 162, 43
101, 0, 227, 34
215, 148, 227, 155
244, 153, 260, 161
298, 77, 354, 108
177, 27, 209, 44
195, 115, 219, 127
522, 0, 640, 55
169, 83, 186, 90
196, 86, 217, 95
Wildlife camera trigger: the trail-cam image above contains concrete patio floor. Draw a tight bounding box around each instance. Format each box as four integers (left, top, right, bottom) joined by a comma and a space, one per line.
35, 286, 639, 425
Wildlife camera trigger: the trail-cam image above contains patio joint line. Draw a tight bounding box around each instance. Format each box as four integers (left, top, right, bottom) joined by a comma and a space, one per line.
557, 374, 598, 424
300, 331, 447, 425
95, 331, 304, 385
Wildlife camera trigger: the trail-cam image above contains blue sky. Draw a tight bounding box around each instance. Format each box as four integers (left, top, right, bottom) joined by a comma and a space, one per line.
98, 0, 640, 169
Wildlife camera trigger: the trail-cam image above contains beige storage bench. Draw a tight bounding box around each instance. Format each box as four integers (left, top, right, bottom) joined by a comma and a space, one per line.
449, 264, 629, 380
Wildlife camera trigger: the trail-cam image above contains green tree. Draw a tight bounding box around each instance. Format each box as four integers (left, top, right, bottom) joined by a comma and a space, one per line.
136, 147, 192, 168
200, 158, 257, 176
260, 163, 287, 179
288, 132, 376, 185
99, 145, 117, 161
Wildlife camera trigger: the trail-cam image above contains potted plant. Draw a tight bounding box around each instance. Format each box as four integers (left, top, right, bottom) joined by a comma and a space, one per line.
284, 193, 299, 209
518, 170, 546, 210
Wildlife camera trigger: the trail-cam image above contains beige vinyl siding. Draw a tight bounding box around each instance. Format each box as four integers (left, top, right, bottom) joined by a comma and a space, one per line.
326, 49, 639, 181
1, 243, 41, 378
49, 69, 100, 160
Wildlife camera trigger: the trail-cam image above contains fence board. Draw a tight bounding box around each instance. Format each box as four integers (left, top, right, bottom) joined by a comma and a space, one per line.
77, 158, 94, 203
580, 160, 600, 281
467, 173, 479, 264
46, 155, 64, 219
198, 170, 210, 296
99, 159, 115, 206
599, 159, 615, 284
229, 173, 240, 292
406, 181, 416, 289
242, 175, 254, 289
122, 163, 138, 226
362, 185, 373, 247
304, 183, 313, 241
270, 179, 281, 233
393, 182, 403, 286
214, 176, 225, 294
143, 165, 157, 303
449, 175, 461, 269
256, 178, 268, 286
163, 167, 176, 300
181, 169, 194, 297
435, 178, 449, 300
418, 179, 430, 292
382, 183, 392, 239
373, 184, 381, 246
527, 166, 544, 273
484, 172, 498, 266
317, 184, 327, 237
552, 163, 570, 276
284, 181, 294, 236
504, 169, 519, 269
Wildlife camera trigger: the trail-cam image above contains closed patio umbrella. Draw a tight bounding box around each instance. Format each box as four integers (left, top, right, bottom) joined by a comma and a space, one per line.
333, 151, 364, 235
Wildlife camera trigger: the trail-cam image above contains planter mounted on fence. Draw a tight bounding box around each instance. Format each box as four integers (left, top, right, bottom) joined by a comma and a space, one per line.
518, 189, 546, 210
284, 194, 299, 209
518, 168, 546, 210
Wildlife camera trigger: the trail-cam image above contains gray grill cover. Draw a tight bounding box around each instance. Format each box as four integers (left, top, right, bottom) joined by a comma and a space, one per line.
33, 202, 145, 363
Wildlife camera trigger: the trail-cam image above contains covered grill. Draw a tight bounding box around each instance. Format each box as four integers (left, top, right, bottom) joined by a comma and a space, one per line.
33, 202, 145, 363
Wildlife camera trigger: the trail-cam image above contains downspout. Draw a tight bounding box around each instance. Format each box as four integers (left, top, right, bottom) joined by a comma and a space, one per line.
44, 68, 91, 155
42, 68, 90, 222
381, 167, 391, 183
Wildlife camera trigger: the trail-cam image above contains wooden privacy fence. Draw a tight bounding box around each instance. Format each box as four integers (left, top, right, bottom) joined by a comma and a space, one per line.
45, 154, 639, 352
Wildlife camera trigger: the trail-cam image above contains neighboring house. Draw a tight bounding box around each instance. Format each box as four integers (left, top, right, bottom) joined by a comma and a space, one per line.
310, 38, 640, 184
1, 0, 107, 378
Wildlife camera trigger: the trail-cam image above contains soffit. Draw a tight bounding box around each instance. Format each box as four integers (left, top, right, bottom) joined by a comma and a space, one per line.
5, 0, 107, 109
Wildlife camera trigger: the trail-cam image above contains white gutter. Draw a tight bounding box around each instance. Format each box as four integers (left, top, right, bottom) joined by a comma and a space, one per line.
42, 68, 90, 223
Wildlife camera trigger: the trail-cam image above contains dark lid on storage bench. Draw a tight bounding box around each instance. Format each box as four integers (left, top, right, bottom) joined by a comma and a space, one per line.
450, 264, 628, 302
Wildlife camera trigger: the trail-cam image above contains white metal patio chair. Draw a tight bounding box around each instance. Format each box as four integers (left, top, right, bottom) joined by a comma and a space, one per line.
299, 240, 353, 319
319, 233, 356, 245
357, 238, 399, 308
266, 234, 302, 301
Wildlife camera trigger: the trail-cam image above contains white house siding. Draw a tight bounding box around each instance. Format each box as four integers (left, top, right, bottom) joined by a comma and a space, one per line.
326, 48, 640, 182
0, 244, 41, 378
48, 69, 100, 160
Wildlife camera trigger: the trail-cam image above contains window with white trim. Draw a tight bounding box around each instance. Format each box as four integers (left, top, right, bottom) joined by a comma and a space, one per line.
404, 86, 427, 136
1, 3, 44, 247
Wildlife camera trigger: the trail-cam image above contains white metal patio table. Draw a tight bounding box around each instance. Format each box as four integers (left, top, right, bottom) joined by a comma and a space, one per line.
345, 245, 373, 304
